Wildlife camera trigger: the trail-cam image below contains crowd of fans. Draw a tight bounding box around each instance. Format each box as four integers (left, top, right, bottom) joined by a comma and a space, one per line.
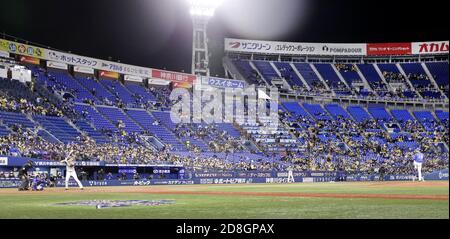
1, 64, 449, 176
279, 110, 449, 174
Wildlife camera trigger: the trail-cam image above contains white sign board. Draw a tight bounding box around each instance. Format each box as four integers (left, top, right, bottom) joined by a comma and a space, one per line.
124, 74, 143, 83
47, 61, 68, 70
225, 38, 367, 56
74, 65, 94, 75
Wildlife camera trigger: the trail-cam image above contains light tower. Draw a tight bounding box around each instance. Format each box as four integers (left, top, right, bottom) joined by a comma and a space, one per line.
187, 0, 224, 77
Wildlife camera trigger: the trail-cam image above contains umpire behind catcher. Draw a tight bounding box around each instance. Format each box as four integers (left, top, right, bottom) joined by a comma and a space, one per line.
18, 160, 35, 191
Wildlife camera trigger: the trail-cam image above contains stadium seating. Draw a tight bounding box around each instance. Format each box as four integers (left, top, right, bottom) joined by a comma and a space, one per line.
0, 111, 35, 129
76, 77, 117, 103
435, 110, 449, 121
314, 64, 349, 95
37, 70, 97, 103
252, 61, 280, 85
302, 103, 332, 120
96, 106, 143, 134
347, 106, 372, 122
0, 125, 10, 136
357, 64, 389, 94
293, 63, 324, 91
426, 62, 449, 96
74, 104, 118, 133
33, 115, 81, 144
125, 109, 186, 151
325, 104, 351, 119
100, 79, 137, 106
273, 62, 305, 88
232, 60, 262, 85
73, 120, 109, 144
281, 102, 311, 118
125, 83, 157, 103
390, 109, 414, 123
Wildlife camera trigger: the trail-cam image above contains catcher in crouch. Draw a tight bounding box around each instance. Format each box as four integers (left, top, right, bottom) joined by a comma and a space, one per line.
61, 147, 84, 190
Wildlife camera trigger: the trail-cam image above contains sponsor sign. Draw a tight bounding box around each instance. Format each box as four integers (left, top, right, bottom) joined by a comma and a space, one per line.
0, 50, 9, 58
194, 172, 234, 178
412, 41, 449, 55
148, 78, 171, 86
202, 76, 246, 89
47, 61, 68, 70
225, 38, 367, 56
99, 70, 119, 79
124, 74, 143, 83
152, 69, 197, 84
0, 39, 45, 58
19, 55, 40, 65
0, 157, 7, 166
74, 65, 94, 74
367, 43, 412, 56
302, 177, 314, 183
45, 49, 151, 78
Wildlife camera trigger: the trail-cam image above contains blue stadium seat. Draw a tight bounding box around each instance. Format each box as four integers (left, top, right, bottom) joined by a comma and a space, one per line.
74, 104, 118, 133
347, 106, 372, 122
33, 115, 81, 144
302, 103, 332, 120
390, 109, 414, 123
273, 62, 304, 88
126, 109, 186, 151
252, 61, 280, 85
325, 104, 351, 119
0, 111, 35, 129
96, 106, 143, 134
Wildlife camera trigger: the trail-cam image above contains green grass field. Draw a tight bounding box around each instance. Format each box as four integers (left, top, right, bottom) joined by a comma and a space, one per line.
0, 181, 448, 219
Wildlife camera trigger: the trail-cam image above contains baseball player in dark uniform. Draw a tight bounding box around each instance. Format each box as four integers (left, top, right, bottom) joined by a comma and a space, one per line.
18, 160, 34, 191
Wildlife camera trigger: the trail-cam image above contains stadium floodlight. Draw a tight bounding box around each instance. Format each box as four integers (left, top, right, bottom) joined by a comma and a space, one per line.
187, 0, 225, 77
187, 0, 224, 17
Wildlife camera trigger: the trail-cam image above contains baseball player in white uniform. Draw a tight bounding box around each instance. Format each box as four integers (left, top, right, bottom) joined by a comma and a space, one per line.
287, 166, 295, 183
412, 149, 425, 182
61, 149, 84, 190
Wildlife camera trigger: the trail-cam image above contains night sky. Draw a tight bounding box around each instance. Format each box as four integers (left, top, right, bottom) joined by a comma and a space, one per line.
0, 0, 448, 76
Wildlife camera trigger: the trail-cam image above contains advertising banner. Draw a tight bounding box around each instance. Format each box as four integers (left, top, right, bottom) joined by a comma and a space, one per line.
47, 61, 68, 70
0, 39, 45, 58
99, 70, 119, 79
45, 49, 151, 78
225, 38, 367, 56
124, 74, 143, 83
412, 41, 449, 55
202, 76, 246, 89
74, 65, 94, 74
19, 55, 40, 65
152, 69, 197, 83
148, 78, 171, 86
424, 169, 448, 180
367, 43, 412, 56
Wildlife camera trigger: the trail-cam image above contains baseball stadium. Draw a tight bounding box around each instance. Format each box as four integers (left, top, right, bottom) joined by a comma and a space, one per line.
0, 0, 449, 219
